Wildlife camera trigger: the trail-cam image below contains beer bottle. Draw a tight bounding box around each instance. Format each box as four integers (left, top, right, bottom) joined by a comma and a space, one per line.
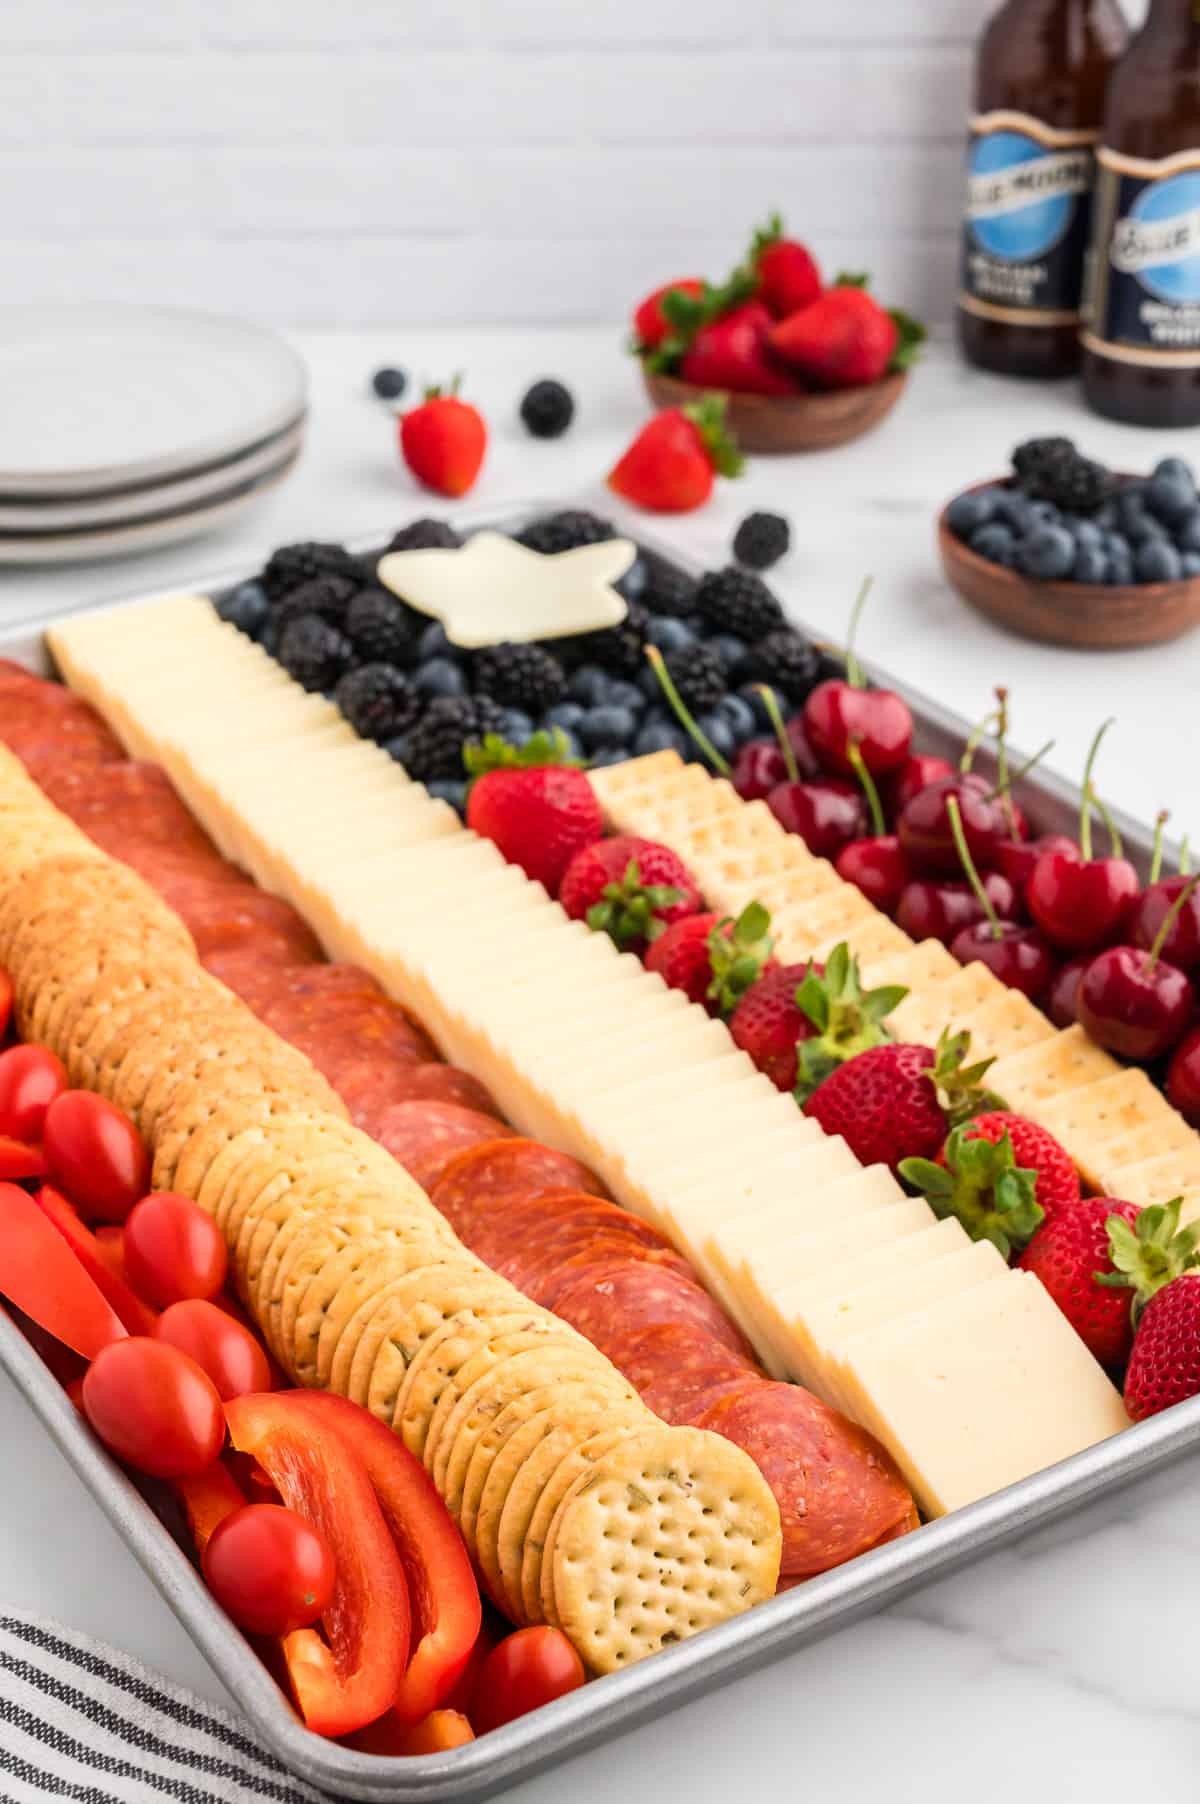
1083, 0, 1200, 425
959, 0, 1128, 380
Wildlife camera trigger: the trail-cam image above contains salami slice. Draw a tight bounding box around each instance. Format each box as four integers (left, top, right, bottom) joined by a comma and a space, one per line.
552, 1259, 754, 1362
373, 1100, 516, 1192
520, 1241, 695, 1311
373, 1062, 499, 1118
461, 1190, 672, 1275
257, 989, 438, 1066
429, 1139, 609, 1242
40, 761, 220, 860
169, 881, 323, 964
696, 1382, 917, 1578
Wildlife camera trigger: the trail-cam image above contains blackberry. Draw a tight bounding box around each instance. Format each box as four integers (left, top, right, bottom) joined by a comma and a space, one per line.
473, 641, 566, 713
519, 379, 575, 439
663, 643, 725, 714
742, 629, 822, 702
277, 616, 353, 692
403, 695, 505, 783
516, 509, 614, 555
1012, 437, 1109, 512
261, 540, 364, 601
584, 601, 648, 678
335, 663, 422, 743
384, 518, 462, 553
371, 366, 407, 401
271, 573, 359, 634
345, 586, 424, 667
695, 567, 785, 640
641, 553, 698, 619
732, 511, 790, 571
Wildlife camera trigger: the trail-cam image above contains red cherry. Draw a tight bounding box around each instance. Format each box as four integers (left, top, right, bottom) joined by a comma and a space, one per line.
1078, 945, 1195, 1062
1167, 1025, 1200, 1124
731, 740, 789, 801
885, 754, 955, 821
803, 680, 913, 778
1047, 954, 1090, 1028
897, 774, 1010, 876
1130, 875, 1200, 976
835, 835, 910, 914
949, 921, 1057, 1002
1026, 846, 1139, 952
784, 715, 822, 778
767, 779, 867, 858
896, 872, 1016, 946
994, 832, 1078, 894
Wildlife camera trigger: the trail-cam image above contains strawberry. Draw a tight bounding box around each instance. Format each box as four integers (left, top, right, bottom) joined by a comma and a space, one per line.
632, 278, 705, 352
1018, 1198, 1142, 1368
399, 378, 487, 497
901, 1123, 1045, 1259
464, 729, 602, 894
607, 397, 743, 515
803, 1029, 998, 1170
728, 962, 816, 1091
731, 941, 905, 1097
1125, 1271, 1200, 1420
679, 301, 801, 397
559, 835, 702, 951
939, 1112, 1080, 1220
749, 214, 822, 319
770, 278, 925, 390
646, 901, 775, 1015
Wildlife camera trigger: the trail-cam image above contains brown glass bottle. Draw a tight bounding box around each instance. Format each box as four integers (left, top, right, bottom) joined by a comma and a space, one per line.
958, 0, 1128, 379
1082, 0, 1200, 424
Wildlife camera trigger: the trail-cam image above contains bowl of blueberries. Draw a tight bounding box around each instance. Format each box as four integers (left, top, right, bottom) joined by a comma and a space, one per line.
938, 437, 1200, 650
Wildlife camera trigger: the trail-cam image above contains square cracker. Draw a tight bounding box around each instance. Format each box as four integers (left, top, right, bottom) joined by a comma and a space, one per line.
989, 1025, 1121, 1112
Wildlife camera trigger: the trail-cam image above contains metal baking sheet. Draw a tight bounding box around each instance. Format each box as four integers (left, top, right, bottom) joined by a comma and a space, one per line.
0, 504, 1191, 1801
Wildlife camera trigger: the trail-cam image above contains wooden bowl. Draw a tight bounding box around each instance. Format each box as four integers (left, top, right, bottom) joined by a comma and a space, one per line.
937, 478, 1200, 651
640, 366, 908, 455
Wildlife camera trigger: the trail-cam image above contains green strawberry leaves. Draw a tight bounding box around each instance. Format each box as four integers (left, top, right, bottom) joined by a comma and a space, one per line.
791, 940, 907, 1105
749, 212, 785, 263
586, 857, 686, 950
641, 267, 759, 373
462, 728, 582, 780
888, 308, 927, 373
682, 395, 744, 479
900, 1125, 1044, 1260
930, 1028, 1004, 1128
706, 901, 774, 1015
833, 271, 871, 290
1099, 1198, 1200, 1324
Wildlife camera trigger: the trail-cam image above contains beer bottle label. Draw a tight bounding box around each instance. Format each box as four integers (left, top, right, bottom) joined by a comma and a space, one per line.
959, 111, 1098, 328
1083, 148, 1200, 368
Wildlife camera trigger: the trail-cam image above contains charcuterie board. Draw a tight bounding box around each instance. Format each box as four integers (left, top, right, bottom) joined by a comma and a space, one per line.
2, 505, 1200, 1804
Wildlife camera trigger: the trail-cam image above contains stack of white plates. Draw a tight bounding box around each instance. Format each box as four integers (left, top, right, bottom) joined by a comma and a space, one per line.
0, 306, 308, 565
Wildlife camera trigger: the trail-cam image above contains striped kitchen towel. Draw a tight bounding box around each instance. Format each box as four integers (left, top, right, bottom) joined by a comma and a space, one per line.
0, 1612, 325, 1803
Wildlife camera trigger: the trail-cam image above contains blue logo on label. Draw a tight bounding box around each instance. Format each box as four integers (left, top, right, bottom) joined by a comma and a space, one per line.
967, 131, 1090, 262
1113, 170, 1200, 303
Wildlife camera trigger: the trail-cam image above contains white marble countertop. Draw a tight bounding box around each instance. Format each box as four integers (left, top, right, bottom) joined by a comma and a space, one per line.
3, 331, 1199, 1802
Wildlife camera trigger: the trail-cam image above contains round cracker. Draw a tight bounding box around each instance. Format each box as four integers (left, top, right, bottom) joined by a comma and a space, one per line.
521, 1421, 648, 1627
294, 1233, 459, 1388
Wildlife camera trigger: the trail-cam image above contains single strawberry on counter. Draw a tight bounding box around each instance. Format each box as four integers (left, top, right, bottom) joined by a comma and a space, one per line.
900, 1124, 1045, 1260
770, 276, 925, 391
731, 941, 907, 1098
399, 378, 487, 498
748, 213, 822, 319
464, 730, 602, 895
607, 396, 743, 515
559, 834, 702, 951
803, 1028, 999, 1171
631, 278, 705, 352
646, 901, 775, 1015
942, 1111, 1081, 1220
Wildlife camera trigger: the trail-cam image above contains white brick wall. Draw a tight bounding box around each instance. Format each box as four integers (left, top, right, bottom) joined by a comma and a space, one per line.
0, 0, 1147, 326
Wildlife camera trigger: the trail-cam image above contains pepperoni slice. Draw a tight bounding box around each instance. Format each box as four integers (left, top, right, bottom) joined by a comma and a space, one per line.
370, 1063, 499, 1119
696, 1381, 918, 1578
552, 1259, 754, 1362
257, 990, 438, 1066
171, 882, 323, 964
460, 1189, 672, 1275
429, 1139, 609, 1241
39, 761, 220, 861
373, 1100, 517, 1193
627, 1327, 759, 1425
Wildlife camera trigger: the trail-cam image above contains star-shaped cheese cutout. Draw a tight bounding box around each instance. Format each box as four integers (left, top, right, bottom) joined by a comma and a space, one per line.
377, 529, 637, 649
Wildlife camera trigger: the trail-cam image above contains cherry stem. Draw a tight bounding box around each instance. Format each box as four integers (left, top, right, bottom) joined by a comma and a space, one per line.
1079, 718, 1116, 862
992, 687, 1014, 835
842, 576, 873, 691
959, 707, 1000, 776
1181, 835, 1192, 877
755, 684, 798, 784
1089, 785, 1124, 860
946, 794, 1001, 941
846, 739, 885, 839
985, 738, 1054, 805
1147, 873, 1200, 973
644, 645, 731, 776
1150, 811, 1170, 885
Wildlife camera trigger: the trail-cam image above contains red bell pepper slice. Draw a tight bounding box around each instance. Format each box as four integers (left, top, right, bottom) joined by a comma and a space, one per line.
0, 1180, 127, 1360
0, 1134, 45, 1182
174, 1459, 246, 1556
225, 1393, 411, 1738
282, 1391, 482, 1727
34, 1186, 158, 1336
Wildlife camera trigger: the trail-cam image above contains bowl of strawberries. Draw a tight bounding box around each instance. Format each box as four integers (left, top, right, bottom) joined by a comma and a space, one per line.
632, 216, 924, 455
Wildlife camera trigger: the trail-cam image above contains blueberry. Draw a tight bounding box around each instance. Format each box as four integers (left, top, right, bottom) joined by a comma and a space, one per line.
616, 556, 649, 604
544, 699, 586, 731
1154, 456, 1196, 489
587, 747, 628, 769
605, 679, 646, 715
945, 490, 997, 537
1067, 518, 1104, 550
1136, 538, 1183, 584
716, 693, 758, 742
1072, 544, 1108, 584
1106, 548, 1134, 586
1029, 499, 1062, 525
579, 705, 637, 751
427, 777, 467, 814
634, 721, 689, 757
568, 664, 611, 706
645, 617, 695, 653
385, 732, 413, 764
682, 613, 708, 640
1183, 552, 1200, 578
638, 664, 665, 703
501, 708, 534, 745
417, 622, 460, 663
1147, 472, 1196, 526
216, 580, 270, 637
1115, 487, 1149, 534
739, 683, 785, 730
992, 491, 1035, 533
1092, 499, 1119, 531
371, 366, 407, 401
969, 522, 1017, 567
1016, 524, 1076, 581
1175, 510, 1200, 553
707, 633, 748, 674
694, 712, 736, 763
1104, 530, 1131, 559
414, 656, 466, 699
1128, 512, 1168, 546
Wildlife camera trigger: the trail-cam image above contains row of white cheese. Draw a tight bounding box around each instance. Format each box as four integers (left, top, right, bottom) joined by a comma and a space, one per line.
48, 596, 1129, 1516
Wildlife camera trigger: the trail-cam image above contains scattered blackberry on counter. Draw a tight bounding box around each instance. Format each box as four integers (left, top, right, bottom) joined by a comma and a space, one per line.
371, 366, 408, 402
335, 663, 422, 742
272, 573, 360, 635
732, 511, 790, 571
403, 695, 505, 782
385, 518, 462, 553
345, 586, 423, 668
741, 629, 822, 702
261, 540, 365, 601
640, 552, 698, 619
695, 566, 785, 640
516, 509, 615, 555
278, 616, 353, 692
661, 643, 726, 714
519, 379, 575, 439
216, 581, 270, 638
584, 601, 648, 677
473, 641, 566, 713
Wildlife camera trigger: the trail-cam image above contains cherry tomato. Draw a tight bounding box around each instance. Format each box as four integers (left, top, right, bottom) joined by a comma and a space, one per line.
81, 1337, 225, 1479
43, 1090, 150, 1223
202, 1503, 336, 1637
0, 1044, 67, 1142
123, 1193, 227, 1308
472, 1627, 586, 1734
155, 1299, 271, 1401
